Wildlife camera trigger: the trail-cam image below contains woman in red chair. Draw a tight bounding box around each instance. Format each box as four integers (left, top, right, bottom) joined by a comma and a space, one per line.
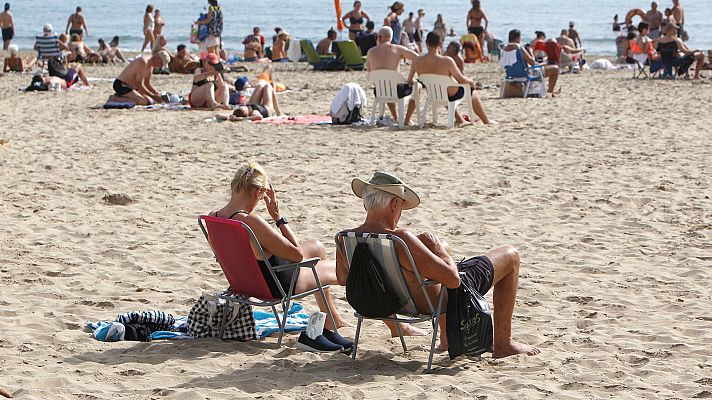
210, 161, 351, 332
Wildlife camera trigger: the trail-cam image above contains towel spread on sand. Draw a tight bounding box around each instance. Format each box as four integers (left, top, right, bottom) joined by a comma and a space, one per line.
87, 314, 191, 342
87, 303, 309, 341
135, 104, 191, 111
253, 115, 332, 125
253, 302, 309, 338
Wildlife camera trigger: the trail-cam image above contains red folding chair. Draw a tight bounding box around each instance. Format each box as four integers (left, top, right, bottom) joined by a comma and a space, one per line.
198, 215, 337, 346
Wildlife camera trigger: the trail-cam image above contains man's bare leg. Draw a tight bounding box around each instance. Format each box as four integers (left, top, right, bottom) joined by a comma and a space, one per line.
108, 90, 150, 105
693, 53, 704, 79
384, 320, 428, 337
486, 245, 540, 358
295, 240, 352, 330
76, 66, 90, 86
386, 103, 397, 120
470, 92, 490, 124
404, 99, 417, 125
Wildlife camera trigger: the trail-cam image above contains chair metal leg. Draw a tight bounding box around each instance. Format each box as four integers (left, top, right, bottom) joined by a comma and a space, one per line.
524, 81, 530, 98
500, 81, 506, 98
277, 300, 291, 347
426, 290, 446, 373
312, 267, 338, 335
352, 317, 363, 360
394, 321, 407, 353
270, 304, 284, 346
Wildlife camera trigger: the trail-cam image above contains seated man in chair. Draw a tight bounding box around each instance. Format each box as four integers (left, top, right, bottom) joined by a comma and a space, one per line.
367, 26, 419, 125
336, 171, 540, 358
407, 31, 490, 125
501, 29, 560, 97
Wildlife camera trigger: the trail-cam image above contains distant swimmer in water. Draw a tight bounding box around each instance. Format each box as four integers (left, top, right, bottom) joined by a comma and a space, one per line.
466, 0, 488, 51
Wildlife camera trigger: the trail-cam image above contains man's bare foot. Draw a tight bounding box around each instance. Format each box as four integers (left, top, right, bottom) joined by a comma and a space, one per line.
492, 339, 541, 358
456, 120, 473, 128
389, 323, 428, 337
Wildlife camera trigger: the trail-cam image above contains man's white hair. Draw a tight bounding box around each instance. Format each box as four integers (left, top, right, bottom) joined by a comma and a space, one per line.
363, 186, 397, 210
378, 26, 393, 41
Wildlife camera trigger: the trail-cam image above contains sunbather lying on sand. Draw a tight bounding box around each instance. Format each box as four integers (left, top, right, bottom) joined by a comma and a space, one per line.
216, 65, 283, 120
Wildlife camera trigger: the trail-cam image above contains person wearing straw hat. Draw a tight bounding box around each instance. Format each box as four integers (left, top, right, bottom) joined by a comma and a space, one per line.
336, 171, 541, 358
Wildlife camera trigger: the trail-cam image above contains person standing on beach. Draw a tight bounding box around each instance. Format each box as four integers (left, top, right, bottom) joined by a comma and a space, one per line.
65, 6, 88, 39
672, 0, 686, 40
646, 2, 663, 39
153, 9, 164, 39
414, 9, 425, 53
433, 14, 447, 43
466, 0, 488, 51
342, 1, 371, 41
568, 22, 581, 48
384, 1, 405, 45
403, 12, 415, 42
141, 5, 155, 52
0, 3, 14, 50
195, 0, 223, 56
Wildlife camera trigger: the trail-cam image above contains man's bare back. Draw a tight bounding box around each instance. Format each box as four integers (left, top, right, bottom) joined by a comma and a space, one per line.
0, 13, 10, 27
646, 9, 663, 30
367, 41, 416, 71
117, 56, 150, 89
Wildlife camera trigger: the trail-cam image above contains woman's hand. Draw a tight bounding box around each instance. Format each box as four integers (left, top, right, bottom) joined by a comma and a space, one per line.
263, 183, 281, 222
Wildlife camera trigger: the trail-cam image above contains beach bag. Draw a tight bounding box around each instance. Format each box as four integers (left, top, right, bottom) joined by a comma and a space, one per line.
190, 24, 199, 44
526, 79, 546, 98
446, 258, 494, 359
314, 58, 345, 71
345, 242, 404, 318
47, 56, 67, 78
187, 292, 257, 341
207, 6, 223, 36
197, 13, 209, 41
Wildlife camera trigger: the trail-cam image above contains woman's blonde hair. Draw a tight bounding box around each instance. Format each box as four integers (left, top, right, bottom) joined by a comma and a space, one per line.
231, 161, 268, 194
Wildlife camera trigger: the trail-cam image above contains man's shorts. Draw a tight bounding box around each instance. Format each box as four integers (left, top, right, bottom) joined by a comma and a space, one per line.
2, 27, 13, 41
448, 86, 474, 102
457, 255, 494, 296
112, 79, 134, 96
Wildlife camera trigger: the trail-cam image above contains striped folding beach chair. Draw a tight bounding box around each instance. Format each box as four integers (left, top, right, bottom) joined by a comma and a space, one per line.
335, 231, 446, 372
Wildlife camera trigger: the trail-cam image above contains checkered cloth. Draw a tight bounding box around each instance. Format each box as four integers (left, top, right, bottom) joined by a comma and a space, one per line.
187, 292, 256, 341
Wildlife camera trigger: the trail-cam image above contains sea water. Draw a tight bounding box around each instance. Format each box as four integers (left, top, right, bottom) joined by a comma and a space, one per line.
6, 0, 712, 55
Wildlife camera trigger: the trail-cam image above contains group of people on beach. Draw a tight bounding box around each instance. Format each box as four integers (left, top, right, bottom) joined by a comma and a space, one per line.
614, 0, 707, 79
207, 161, 541, 357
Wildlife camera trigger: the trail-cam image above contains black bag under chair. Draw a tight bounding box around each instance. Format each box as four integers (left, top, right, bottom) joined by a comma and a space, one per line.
446, 264, 494, 359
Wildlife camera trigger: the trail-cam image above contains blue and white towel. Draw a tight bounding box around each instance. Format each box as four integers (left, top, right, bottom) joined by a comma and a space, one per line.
253, 302, 310, 338
87, 313, 191, 342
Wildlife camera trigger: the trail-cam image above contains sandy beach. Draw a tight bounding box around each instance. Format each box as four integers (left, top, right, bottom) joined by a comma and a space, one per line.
1, 58, 711, 399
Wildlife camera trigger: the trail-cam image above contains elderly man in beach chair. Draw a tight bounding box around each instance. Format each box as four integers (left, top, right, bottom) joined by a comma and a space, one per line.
366, 26, 419, 125
500, 29, 559, 97
335, 171, 541, 359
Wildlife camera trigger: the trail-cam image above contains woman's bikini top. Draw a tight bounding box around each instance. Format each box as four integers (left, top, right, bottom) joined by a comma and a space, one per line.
215, 210, 248, 219
350, 13, 364, 25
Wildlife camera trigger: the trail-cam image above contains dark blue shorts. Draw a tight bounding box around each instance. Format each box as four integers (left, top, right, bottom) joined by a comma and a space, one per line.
457, 255, 494, 296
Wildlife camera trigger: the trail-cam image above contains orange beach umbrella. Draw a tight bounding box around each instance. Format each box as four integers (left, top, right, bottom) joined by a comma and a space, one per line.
335, 0, 344, 31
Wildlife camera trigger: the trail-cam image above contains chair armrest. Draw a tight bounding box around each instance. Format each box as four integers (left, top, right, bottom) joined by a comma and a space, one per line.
270, 257, 320, 272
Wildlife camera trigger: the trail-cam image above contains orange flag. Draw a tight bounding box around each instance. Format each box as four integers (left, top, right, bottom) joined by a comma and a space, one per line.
335, 0, 344, 31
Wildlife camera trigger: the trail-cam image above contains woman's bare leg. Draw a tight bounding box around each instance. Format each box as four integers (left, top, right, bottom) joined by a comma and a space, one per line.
293, 240, 351, 330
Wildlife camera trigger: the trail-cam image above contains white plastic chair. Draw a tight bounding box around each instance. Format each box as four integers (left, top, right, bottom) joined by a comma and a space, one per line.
368, 69, 418, 129
417, 74, 474, 129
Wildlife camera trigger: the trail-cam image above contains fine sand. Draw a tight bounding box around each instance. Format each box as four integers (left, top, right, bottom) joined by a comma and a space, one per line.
1, 56, 711, 399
